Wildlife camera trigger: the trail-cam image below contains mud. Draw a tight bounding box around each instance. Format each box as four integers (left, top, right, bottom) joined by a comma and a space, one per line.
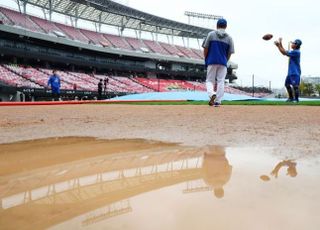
0, 104, 320, 229
1, 137, 320, 230
0, 105, 319, 155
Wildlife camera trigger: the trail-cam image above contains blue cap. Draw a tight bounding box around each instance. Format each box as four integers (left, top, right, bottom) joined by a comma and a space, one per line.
292, 39, 302, 48
217, 18, 227, 27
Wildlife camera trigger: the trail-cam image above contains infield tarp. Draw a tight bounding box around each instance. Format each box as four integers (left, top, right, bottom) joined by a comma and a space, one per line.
110, 91, 261, 101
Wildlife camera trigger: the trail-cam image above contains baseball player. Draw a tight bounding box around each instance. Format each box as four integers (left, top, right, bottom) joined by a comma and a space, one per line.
47, 70, 61, 101
202, 18, 235, 107
275, 38, 302, 102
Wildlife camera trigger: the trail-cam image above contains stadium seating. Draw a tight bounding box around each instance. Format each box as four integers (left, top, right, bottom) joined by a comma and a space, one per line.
112, 76, 154, 93
103, 34, 133, 50
55, 23, 89, 43
0, 6, 205, 60
143, 40, 170, 55
187, 81, 206, 91
159, 42, 184, 57
135, 78, 197, 92
0, 9, 12, 25
0, 64, 254, 96
191, 48, 204, 59
4, 65, 48, 87
0, 7, 253, 97
0, 7, 42, 33
39, 69, 82, 90
0, 65, 41, 88
30, 16, 64, 35
177, 45, 200, 59
80, 29, 112, 47
125, 37, 149, 52
94, 74, 128, 92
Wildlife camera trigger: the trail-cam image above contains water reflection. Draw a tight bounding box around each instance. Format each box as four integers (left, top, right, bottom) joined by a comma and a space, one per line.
202, 146, 232, 198
0, 140, 231, 229
271, 160, 297, 178
260, 159, 297, 181
2, 139, 315, 230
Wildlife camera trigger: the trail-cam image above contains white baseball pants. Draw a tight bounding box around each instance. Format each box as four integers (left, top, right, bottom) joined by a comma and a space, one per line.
205, 64, 227, 103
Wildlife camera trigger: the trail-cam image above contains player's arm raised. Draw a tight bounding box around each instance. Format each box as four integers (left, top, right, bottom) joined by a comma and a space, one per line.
274, 38, 288, 56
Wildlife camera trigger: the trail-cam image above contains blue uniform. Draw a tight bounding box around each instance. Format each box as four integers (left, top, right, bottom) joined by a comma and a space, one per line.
285, 50, 301, 86
202, 30, 234, 104
48, 75, 61, 93
202, 30, 234, 67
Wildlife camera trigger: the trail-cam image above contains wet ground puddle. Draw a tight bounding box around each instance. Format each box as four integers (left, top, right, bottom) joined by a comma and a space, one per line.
0, 137, 319, 230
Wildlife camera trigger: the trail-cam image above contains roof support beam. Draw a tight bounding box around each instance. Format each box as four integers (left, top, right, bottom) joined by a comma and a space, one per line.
49, 0, 52, 21
22, 0, 27, 14
53, 0, 64, 9
19, 0, 212, 39
15, 0, 22, 13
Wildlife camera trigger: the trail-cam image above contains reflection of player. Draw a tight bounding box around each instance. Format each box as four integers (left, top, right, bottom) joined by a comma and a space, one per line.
271, 160, 297, 178
202, 146, 232, 198
260, 160, 297, 181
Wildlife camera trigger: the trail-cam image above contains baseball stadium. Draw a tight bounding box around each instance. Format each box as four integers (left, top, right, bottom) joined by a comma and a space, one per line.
0, 0, 320, 229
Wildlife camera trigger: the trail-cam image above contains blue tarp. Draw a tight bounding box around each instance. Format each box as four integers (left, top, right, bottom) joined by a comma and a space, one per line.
110, 91, 320, 102
110, 91, 260, 101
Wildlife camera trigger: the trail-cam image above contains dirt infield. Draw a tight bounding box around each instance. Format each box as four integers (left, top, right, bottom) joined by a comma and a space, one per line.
1, 104, 319, 157
1, 104, 320, 229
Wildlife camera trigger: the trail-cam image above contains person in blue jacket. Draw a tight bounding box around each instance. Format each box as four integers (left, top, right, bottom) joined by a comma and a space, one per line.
275, 38, 302, 102
202, 18, 235, 107
47, 70, 61, 101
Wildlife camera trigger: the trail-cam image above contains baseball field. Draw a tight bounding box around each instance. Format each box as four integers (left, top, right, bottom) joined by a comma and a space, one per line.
1, 103, 320, 229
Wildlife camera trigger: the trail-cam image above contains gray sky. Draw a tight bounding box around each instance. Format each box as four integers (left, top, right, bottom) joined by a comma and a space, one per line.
126, 0, 320, 88
1, 0, 319, 88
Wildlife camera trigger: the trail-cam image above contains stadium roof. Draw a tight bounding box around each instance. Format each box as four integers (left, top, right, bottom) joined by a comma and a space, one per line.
22, 0, 211, 38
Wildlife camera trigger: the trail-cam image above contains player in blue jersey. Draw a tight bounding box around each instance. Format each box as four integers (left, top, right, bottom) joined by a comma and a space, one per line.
275, 38, 302, 102
202, 18, 235, 107
47, 70, 61, 101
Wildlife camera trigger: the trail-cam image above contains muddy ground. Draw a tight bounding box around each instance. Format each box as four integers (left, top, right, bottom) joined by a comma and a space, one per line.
0, 104, 319, 157
1, 104, 320, 230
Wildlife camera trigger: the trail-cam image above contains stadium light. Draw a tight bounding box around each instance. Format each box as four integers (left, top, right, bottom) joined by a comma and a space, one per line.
184, 11, 223, 20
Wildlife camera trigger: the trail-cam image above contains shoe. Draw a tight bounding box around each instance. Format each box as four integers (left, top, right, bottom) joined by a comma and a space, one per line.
293, 99, 299, 103
208, 94, 216, 106
214, 102, 221, 107
286, 98, 294, 102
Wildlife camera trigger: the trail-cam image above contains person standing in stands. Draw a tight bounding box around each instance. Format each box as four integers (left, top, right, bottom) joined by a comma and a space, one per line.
98, 79, 103, 100
47, 70, 61, 101
104, 77, 109, 95
202, 18, 235, 107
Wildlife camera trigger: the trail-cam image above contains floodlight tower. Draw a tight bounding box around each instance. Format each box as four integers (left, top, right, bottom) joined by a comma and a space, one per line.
184, 11, 223, 27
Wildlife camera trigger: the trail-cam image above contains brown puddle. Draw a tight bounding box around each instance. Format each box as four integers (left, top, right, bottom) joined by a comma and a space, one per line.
0, 137, 320, 230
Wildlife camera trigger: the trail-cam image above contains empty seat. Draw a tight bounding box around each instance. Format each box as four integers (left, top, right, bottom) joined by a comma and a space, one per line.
0, 7, 42, 33
30, 16, 65, 36
176, 46, 200, 59
125, 37, 149, 52
80, 29, 112, 47
55, 23, 89, 43
0, 65, 41, 88
159, 42, 185, 57
103, 34, 133, 50
143, 40, 170, 55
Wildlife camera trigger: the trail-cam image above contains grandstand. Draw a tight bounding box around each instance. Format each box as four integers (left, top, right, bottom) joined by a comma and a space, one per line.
0, 0, 239, 101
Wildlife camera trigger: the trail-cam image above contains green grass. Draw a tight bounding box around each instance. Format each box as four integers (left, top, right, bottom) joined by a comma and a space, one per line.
102, 100, 320, 106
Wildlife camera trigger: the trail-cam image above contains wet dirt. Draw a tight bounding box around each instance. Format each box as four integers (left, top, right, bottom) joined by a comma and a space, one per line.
0, 105, 320, 156
1, 137, 320, 230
